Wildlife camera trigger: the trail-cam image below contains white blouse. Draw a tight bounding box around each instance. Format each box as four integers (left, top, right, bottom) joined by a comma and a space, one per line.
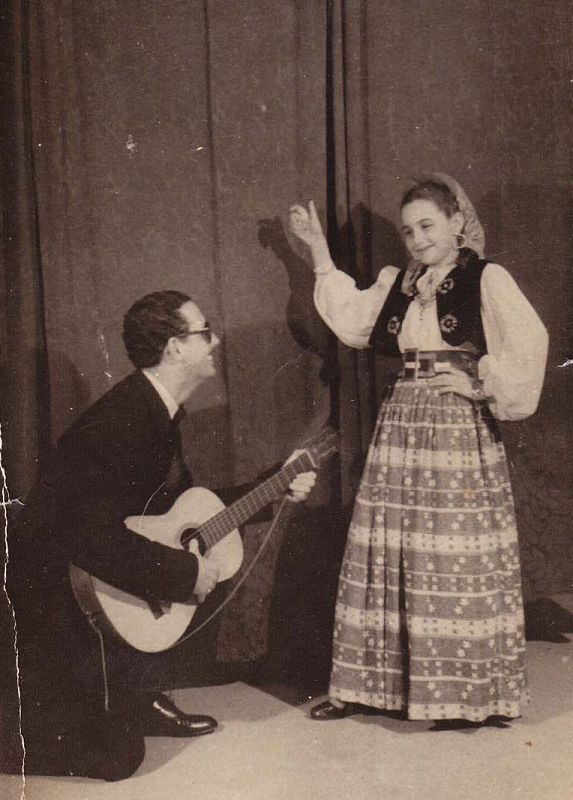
314, 258, 549, 421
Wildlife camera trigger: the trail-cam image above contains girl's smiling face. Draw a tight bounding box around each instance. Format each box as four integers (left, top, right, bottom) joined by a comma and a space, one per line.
401, 199, 463, 268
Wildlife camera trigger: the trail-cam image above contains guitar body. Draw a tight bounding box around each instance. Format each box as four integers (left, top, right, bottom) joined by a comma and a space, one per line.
69, 427, 338, 654
69, 487, 243, 653
125, 487, 243, 581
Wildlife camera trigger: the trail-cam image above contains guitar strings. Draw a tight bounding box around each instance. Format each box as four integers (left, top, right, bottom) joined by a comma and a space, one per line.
166, 495, 291, 649
175, 429, 339, 636
189, 426, 337, 547
198, 457, 312, 547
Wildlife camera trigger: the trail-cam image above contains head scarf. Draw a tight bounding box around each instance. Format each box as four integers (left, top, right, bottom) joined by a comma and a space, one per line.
401, 172, 485, 295
422, 171, 485, 257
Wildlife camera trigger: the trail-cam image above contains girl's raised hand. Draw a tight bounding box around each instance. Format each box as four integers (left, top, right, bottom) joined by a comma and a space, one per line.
289, 201, 325, 247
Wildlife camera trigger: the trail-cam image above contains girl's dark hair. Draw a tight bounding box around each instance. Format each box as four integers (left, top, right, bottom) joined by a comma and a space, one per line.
401, 179, 460, 218
122, 290, 192, 368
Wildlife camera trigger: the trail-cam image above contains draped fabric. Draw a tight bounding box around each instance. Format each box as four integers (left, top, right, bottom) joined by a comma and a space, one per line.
0, 2, 52, 493
1, 0, 332, 496
1, 0, 572, 699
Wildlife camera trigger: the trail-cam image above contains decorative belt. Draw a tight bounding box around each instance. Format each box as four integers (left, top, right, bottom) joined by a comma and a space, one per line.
399, 349, 479, 381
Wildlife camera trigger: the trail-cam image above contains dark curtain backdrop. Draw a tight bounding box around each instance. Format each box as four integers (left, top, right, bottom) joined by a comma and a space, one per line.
1, 0, 572, 708
327, 0, 573, 599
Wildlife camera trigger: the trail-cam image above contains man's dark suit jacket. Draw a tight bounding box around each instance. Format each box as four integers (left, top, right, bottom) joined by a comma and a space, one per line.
7, 370, 200, 719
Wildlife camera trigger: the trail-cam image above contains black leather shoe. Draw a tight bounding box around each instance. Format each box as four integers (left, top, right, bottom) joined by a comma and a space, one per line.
139, 694, 217, 738
430, 719, 484, 732
310, 700, 355, 720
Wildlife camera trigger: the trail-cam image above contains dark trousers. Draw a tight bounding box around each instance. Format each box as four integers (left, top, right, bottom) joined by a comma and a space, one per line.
4, 550, 147, 782
2, 630, 149, 782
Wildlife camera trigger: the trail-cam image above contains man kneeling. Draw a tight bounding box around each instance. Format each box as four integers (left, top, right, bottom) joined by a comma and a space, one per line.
4, 291, 315, 781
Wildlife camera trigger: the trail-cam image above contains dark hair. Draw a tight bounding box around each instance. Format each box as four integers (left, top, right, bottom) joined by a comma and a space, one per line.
401, 179, 460, 218
122, 290, 192, 368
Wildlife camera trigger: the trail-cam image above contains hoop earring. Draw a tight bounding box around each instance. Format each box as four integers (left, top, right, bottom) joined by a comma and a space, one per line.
454, 232, 467, 250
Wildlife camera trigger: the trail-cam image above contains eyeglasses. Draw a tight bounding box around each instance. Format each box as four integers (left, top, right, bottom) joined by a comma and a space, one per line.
176, 321, 213, 344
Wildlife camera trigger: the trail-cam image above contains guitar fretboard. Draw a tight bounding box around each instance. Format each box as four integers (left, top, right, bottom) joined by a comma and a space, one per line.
197, 451, 314, 549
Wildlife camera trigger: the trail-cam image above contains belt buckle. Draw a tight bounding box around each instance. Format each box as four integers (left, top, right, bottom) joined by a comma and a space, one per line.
418, 352, 436, 378
403, 348, 419, 380
403, 349, 438, 380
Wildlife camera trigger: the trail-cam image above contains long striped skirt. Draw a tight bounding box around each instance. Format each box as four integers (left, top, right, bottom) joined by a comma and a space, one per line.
329, 381, 528, 721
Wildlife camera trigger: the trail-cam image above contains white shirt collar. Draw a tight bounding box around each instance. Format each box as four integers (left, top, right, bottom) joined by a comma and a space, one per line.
142, 369, 180, 420
420, 261, 457, 283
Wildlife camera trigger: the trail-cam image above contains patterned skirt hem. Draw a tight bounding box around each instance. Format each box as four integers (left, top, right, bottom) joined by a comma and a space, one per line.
329, 688, 528, 722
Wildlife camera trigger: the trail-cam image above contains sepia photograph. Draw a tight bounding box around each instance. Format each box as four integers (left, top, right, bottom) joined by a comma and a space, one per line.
1, 1, 572, 798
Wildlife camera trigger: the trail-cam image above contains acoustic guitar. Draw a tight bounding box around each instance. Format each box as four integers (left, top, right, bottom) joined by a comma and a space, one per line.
69, 429, 338, 653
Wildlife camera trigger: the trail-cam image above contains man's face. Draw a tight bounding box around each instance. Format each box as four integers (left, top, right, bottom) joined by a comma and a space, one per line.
174, 301, 220, 384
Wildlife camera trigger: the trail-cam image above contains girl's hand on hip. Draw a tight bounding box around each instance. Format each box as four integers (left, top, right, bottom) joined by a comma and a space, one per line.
428, 367, 474, 399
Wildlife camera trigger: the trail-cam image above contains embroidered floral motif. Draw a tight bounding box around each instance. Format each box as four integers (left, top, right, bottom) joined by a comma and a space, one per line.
440, 313, 458, 333
387, 316, 402, 335
437, 277, 454, 294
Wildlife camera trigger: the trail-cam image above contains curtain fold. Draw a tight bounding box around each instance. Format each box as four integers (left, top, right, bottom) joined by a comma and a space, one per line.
326, 0, 384, 506
0, 0, 51, 766
0, 0, 51, 498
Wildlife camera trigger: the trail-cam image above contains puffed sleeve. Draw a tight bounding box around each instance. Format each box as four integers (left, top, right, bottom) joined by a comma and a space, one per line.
479, 263, 548, 421
314, 260, 400, 348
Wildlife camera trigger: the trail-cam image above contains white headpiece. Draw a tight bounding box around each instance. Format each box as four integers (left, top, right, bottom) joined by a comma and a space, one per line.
420, 171, 485, 257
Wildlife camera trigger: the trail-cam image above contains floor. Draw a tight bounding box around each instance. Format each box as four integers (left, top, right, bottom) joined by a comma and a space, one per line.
3, 605, 573, 800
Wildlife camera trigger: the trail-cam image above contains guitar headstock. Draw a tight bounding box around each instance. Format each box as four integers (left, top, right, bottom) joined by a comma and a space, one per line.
302, 427, 339, 468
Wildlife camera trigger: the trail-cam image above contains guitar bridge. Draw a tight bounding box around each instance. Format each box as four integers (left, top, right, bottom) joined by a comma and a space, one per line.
146, 598, 170, 619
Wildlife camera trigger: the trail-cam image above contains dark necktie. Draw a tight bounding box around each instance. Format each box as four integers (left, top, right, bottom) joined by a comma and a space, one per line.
165, 406, 189, 493
171, 406, 186, 429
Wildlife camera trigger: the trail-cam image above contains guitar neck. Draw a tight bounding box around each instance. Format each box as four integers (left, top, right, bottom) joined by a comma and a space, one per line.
198, 452, 314, 549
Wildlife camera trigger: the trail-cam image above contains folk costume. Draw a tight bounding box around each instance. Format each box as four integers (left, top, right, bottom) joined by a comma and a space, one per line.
314, 175, 548, 721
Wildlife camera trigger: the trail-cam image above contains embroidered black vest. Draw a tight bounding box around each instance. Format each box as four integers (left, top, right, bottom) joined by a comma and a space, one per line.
369, 250, 489, 357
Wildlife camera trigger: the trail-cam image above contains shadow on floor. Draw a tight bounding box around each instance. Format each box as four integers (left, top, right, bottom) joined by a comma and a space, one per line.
525, 597, 573, 643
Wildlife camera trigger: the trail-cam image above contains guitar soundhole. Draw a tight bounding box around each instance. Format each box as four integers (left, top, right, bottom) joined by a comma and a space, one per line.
180, 528, 207, 556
